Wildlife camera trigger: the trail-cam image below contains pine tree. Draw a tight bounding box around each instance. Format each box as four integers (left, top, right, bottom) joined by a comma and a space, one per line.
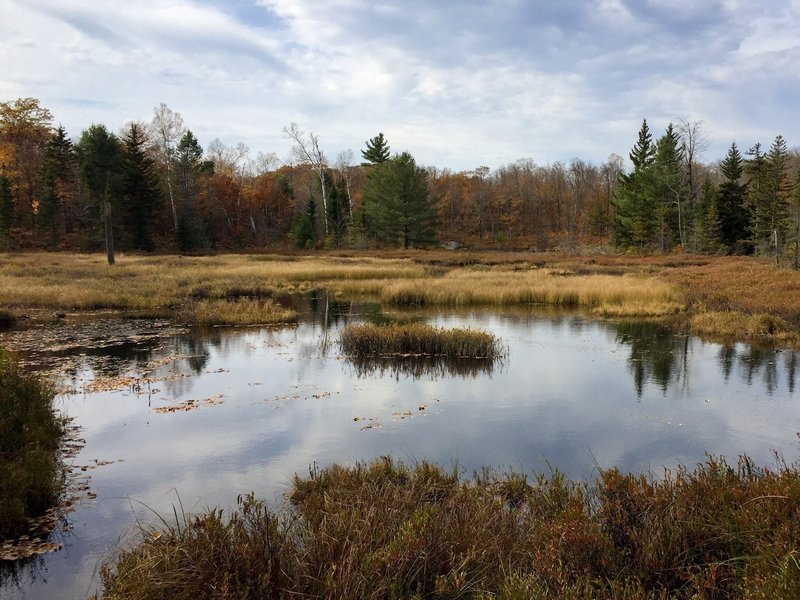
613, 119, 658, 250
39, 126, 75, 248
361, 152, 437, 248
75, 124, 123, 250
747, 136, 790, 262
175, 130, 211, 250
361, 133, 391, 165
717, 142, 750, 253
324, 169, 349, 245
652, 123, 686, 250
121, 123, 162, 251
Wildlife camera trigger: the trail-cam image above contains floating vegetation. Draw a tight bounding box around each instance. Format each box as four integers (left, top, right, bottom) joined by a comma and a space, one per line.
339, 323, 503, 359
152, 394, 225, 414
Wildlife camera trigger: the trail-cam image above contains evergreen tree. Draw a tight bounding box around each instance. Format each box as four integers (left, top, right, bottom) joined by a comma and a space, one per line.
75, 124, 123, 249
121, 123, 162, 251
629, 119, 656, 171
652, 123, 686, 250
613, 119, 658, 250
695, 177, 722, 253
747, 136, 790, 261
39, 126, 75, 247
0, 174, 13, 243
324, 169, 349, 245
361, 151, 437, 248
717, 142, 750, 253
290, 193, 317, 248
789, 169, 800, 269
361, 132, 391, 165
175, 130, 212, 250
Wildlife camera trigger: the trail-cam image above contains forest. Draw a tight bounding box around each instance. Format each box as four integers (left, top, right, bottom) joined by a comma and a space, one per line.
1, 97, 799, 264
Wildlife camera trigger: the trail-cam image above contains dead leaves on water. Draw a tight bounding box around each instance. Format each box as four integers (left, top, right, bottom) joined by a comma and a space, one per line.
152, 393, 224, 414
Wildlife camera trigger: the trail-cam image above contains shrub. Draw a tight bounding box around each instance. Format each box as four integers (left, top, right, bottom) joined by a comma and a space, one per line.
0, 349, 64, 541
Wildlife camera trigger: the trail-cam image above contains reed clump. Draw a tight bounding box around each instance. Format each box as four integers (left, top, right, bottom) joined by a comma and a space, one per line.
339, 323, 502, 359
0, 350, 64, 541
97, 455, 800, 599
178, 299, 297, 326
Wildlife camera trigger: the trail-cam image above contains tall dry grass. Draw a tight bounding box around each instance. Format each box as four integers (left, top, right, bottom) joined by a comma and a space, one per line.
0, 253, 685, 321
339, 323, 503, 359
97, 456, 800, 599
333, 267, 684, 316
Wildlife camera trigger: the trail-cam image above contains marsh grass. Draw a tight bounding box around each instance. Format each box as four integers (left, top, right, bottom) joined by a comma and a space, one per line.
97, 455, 800, 599
340, 323, 503, 359
0, 350, 64, 542
332, 268, 684, 317
691, 311, 798, 343
0, 253, 684, 324
178, 299, 297, 326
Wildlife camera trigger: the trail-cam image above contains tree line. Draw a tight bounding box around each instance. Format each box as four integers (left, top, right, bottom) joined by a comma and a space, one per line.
1, 97, 799, 265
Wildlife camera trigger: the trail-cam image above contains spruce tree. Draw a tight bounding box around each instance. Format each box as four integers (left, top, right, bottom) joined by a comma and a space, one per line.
121, 123, 161, 251
39, 126, 75, 248
613, 119, 658, 250
717, 142, 750, 253
361, 133, 391, 165
75, 124, 123, 249
747, 136, 790, 261
652, 123, 686, 250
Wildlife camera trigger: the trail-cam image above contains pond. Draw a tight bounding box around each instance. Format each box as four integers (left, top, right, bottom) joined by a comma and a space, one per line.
1, 293, 799, 599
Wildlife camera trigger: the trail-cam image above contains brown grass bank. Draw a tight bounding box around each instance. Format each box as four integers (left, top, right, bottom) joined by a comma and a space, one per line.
2, 252, 798, 339
96, 456, 800, 599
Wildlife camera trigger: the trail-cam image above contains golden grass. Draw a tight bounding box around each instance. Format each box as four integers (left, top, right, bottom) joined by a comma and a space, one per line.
339, 323, 502, 359
179, 299, 297, 326
0, 253, 684, 320
4, 252, 799, 335
331, 267, 684, 316
691, 311, 798, 342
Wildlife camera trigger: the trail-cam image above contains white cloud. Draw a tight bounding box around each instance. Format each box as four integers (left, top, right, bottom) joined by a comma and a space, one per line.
1, 0, 798, 170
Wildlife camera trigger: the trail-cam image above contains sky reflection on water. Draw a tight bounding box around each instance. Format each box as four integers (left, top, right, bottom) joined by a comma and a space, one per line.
1, 298, 798, 599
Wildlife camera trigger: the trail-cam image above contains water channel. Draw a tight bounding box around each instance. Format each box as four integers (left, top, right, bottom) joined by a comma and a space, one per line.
1, 294, 799, 599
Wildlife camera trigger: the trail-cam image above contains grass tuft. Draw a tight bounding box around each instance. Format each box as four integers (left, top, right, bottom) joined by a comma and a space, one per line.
339, 322, 503, 359
97, 455, 800, 599
0, 350, 64, 542
178, 298, 297, 326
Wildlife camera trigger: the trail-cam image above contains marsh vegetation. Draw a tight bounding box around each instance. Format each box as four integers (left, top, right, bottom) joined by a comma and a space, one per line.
96, 456, 800, 599
0, 350, 64, 543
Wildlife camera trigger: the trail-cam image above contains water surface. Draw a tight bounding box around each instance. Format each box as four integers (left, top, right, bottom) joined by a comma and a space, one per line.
1, 297, 798, 599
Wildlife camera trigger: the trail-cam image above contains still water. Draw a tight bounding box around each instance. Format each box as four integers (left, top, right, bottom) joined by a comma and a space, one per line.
1, 295, 799, 599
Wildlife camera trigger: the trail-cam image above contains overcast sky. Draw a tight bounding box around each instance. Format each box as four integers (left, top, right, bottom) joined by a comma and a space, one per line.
1, 0, 798, 171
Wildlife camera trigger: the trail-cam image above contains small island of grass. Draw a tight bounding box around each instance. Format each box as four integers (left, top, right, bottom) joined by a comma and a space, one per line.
339, 322, 503, 359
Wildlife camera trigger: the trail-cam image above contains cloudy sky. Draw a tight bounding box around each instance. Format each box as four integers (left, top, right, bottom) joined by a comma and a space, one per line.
1, 0, 798, 171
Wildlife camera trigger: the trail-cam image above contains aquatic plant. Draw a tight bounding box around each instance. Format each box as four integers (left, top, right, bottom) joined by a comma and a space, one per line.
0, 350, 64, 542
339, 322, 502, 359
97, 455, 800, 599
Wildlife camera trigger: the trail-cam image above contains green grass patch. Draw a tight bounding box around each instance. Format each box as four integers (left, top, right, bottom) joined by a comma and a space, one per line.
97, 455, 800, 599
339, 322, 503, 359
0, 350, 64, 542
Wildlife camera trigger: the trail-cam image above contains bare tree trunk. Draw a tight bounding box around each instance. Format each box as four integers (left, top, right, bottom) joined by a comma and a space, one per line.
104, 200, 115, 265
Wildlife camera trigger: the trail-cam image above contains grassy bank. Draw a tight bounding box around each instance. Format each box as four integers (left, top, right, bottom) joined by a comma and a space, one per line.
340, 323, 502, 359
2, 252, 799, 339
0, 350, 64, 542
97, 456, 800, 599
